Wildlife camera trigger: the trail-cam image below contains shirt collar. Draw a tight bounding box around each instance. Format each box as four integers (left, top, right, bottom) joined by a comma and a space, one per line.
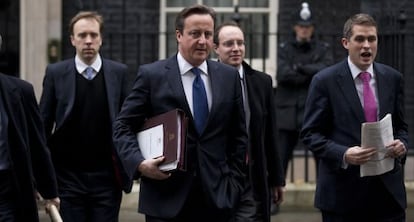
75, 54, 102, 74
177, 52, 208, 75
347, 56, 374, 80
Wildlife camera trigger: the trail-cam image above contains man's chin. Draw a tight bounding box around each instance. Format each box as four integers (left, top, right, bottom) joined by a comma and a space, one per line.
82, 54, 96, 59
194, 54, 208, 61
361, 58, 373, 65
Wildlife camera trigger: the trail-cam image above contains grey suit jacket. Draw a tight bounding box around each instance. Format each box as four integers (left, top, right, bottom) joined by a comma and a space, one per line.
301, 59, 408, 213
39, 57, 131, 191
113, 55, 248, 218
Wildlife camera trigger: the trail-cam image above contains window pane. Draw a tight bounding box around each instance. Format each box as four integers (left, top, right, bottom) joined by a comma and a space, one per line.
203, 0, 232, 7
166, 13, 178, 57
167, 0, 197, 7
242, 13, 269, 58
239, 0, 268, 7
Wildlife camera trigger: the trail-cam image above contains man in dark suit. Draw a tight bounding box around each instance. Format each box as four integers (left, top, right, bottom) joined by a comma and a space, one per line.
113, 4, 247, 222
213, 21, 285, 222
301, 13, 408, 222
0, 33, 59, 221
39, 11, 131, 222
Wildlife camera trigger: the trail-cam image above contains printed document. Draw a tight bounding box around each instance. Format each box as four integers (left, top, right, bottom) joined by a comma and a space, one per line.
360, 113, 394, 177
137, 109, 187, 172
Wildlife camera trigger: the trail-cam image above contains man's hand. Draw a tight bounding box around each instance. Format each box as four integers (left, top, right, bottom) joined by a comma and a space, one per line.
385, 139, 407, 158
137, 156, 171, 180
345, 146, 377, 165
272, 186, 284, 205
35, 192, 60, 214
45, 197, 61, 222
45, 197, 60, 213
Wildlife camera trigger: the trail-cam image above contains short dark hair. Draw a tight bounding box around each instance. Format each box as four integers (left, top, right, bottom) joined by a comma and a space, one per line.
213, 21, 241, 45
343, 13, 377, 39
175, 4, 216, 34
69, 11, 104, 36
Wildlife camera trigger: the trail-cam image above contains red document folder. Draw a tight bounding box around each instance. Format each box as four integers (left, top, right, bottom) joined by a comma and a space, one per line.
137, 109, 187, 171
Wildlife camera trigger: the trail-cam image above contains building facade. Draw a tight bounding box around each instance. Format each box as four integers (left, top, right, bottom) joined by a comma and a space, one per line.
0, 0, 413, 150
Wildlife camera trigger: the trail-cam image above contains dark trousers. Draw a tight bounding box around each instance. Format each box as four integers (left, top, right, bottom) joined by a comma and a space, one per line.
232, 181, 263, 222
0, 170, 15, 222
277, 129, 319, 178
322, 178, 405, 222
57, 169, 122, 222
322, 211, 405, 222
146, 177, 232, 222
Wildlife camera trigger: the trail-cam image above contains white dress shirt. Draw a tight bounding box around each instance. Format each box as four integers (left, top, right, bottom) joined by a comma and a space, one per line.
75, 54, 102, 80
177, 52, 212, 117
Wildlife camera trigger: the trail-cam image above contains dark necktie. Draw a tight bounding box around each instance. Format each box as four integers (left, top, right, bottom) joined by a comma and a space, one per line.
240, 74, 251, 164
192, 67, 208, 135
240, 75, 250, 130
86, 67, 94, 80
359, 71, 377, 122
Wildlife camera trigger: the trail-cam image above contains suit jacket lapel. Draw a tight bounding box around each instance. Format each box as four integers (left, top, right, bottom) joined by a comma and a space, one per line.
102, 59, 118, 122
337, 60, 365, 123
374, 63, 391, 119
0, 75, 18, 135
165, 56, 192, 116
206, 60, 222, 123
60, 60, 77, 125
244, 63, 258, 115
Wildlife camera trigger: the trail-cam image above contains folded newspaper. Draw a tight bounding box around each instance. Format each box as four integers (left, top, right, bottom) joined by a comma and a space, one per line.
360, 113, 394, 177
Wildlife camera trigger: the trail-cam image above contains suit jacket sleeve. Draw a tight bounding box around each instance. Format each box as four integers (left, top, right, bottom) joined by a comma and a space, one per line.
387, 68, 408, 163
264, 75, 286, 186
39, 64, 57, 138
300, 72, 350, 171
113, 65, 151, 180
22, 81, 58, 199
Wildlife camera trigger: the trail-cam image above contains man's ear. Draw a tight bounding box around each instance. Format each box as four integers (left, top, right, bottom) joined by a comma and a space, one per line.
213, 44, 220, 56
176, 30, 182, 43
213, 43, 218, 50
341, 38, 349, 50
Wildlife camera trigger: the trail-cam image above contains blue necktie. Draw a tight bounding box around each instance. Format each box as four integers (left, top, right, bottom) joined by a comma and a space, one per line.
192, 67, 208, 135
86, 67, 94, 80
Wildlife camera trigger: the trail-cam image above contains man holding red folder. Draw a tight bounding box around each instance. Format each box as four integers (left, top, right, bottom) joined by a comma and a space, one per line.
113, 4, 247, 222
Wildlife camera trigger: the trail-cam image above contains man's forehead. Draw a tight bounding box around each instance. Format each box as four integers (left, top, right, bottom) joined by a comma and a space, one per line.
351, 25, 376, 35
352, 25, 377, 32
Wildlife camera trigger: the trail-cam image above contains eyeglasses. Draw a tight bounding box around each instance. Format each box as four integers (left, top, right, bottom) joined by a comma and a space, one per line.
221, 40, 245, 48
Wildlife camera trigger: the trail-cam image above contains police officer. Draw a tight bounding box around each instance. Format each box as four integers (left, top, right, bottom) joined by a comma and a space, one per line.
275, 2, 334, 179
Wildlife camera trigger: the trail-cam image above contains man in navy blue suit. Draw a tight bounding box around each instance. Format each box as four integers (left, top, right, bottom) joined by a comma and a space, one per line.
39, 11, 131, 222
0, 34, 60, 221
301, 13, 408, 222
113, 4, 247, 222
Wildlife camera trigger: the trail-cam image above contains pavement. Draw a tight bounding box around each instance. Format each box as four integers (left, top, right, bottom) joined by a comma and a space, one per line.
38, 205, 414, 222
39, 206, 322, 222
39, 182, 414, 222
38, 156, 414, 221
